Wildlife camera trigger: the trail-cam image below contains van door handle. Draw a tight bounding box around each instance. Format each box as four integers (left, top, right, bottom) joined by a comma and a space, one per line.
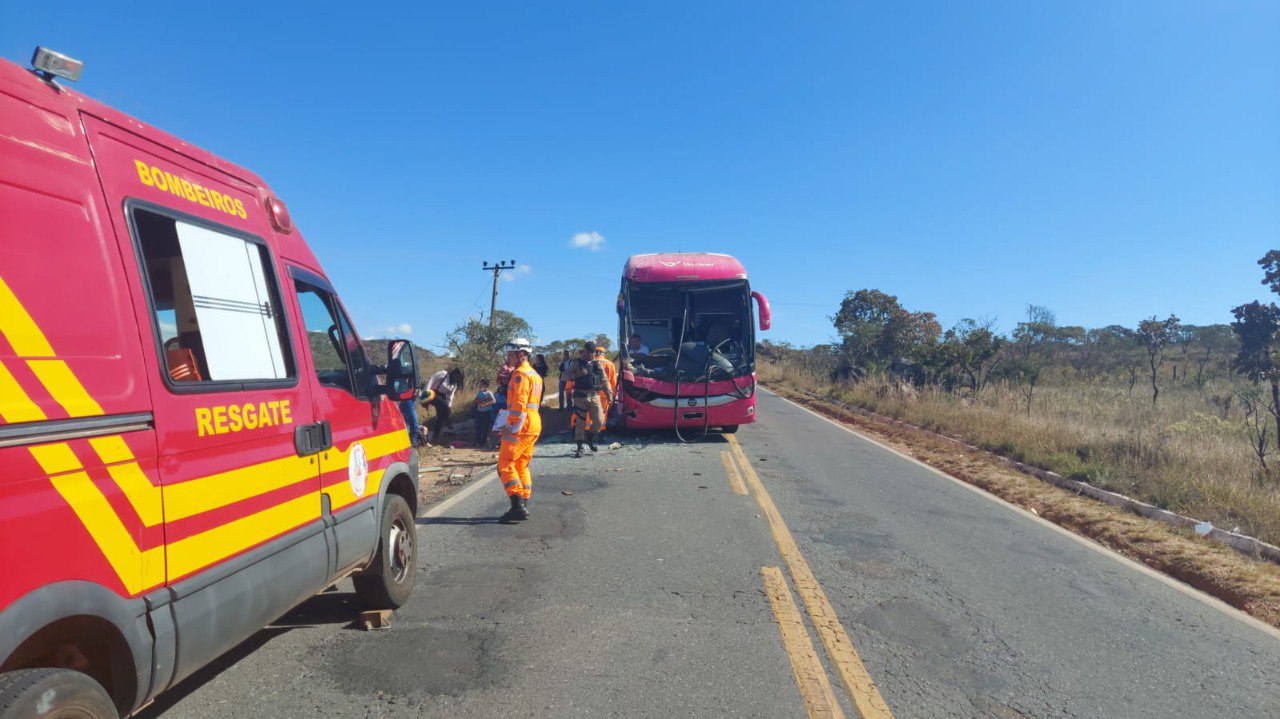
294, 420, 332, 456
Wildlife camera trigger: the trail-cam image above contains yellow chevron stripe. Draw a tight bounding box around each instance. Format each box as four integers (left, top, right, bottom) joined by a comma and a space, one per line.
27, 359, 104, 417
166, 492, 319, 580
48, 469, 165, 594
0, 359, 47, 423
320, 430, 409, 512
88, 436, 163, 528
0, 276, 54, 357
86, 435, 135, 464
163, 452, 316, 521
318, 429, 411, 475
328, 468, 386, 513
165, 428, 410, 522
29, 442, 83, 475
3, 275, 414, 593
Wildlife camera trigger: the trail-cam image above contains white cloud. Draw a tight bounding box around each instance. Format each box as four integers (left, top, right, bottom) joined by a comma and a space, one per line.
501, 264, 534, 282
570, 231, 606, 251
384, 322, 413, 335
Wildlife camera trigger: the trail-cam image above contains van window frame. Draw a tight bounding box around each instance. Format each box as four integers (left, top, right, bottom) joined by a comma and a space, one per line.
288, 265, 371, 401
124, 198, 300, 395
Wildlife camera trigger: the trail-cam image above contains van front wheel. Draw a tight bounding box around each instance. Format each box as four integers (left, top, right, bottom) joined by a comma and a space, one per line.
354, 494, 417, 609
0, 668, 118, 719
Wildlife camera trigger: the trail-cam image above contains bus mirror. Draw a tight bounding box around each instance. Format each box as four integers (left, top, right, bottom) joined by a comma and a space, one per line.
385, 339, 419, 401
752, 291, 772, 331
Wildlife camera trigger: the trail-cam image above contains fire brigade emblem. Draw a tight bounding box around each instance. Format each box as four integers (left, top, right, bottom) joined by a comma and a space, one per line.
349, 442, 368, 498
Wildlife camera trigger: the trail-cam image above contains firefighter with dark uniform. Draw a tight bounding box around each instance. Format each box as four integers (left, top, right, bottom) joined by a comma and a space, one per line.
497, 338, 543, 522
568, 341, 613, 458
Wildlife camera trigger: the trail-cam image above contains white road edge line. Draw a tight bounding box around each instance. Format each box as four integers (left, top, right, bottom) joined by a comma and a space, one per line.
420, 468, 499, 520
761, 387, 1280, 643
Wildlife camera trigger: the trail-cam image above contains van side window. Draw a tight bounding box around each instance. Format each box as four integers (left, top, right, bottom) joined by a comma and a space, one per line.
132, 208, 293, 384
295, 282, 369, 398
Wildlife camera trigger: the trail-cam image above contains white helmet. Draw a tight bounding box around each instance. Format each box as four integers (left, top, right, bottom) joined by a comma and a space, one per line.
502, 337, 533, 355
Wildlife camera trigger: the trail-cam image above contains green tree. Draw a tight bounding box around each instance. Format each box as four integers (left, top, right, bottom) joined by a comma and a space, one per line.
1231, 301, 1280, 449
445, 310, 534, 386
1136, 315, 1180, 406
1010, 305, 1056, 415
933, 318, 1005, 394
832, 289, 940, 373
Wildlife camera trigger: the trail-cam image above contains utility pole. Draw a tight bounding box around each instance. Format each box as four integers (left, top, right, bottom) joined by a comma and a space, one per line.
481, 260, 517, 326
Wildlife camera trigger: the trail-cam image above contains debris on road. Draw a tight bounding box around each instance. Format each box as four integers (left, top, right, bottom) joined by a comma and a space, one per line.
562, 490, 573, 496
421, 466, 444, 473
609, 442, 623, 450
1195, 521, 1214, 537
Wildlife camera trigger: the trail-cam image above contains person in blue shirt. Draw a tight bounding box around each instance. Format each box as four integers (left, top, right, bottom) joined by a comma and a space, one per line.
473, 379, 497, 448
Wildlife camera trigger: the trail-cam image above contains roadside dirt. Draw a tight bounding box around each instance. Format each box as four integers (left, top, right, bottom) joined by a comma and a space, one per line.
767, 384, 1280, 630
414, 400, 574, 512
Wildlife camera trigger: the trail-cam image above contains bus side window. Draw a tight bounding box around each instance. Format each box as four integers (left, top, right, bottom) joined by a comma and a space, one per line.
294, 282, 369, 398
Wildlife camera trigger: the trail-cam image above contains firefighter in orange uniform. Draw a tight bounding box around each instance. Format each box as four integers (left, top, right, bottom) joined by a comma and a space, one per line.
497, 338, 543, 522
596, 344, 618, 431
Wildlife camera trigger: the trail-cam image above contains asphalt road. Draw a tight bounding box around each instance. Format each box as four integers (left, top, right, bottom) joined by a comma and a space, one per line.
142, 390, 1280, 718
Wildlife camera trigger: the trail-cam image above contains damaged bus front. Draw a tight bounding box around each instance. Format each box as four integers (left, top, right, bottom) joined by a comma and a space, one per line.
616, 253, 771, 436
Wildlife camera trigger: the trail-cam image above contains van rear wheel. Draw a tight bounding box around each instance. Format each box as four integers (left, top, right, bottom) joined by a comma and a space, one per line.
721, 425, 739, 434
0, 668, 118, 719
354, 494, 417, 610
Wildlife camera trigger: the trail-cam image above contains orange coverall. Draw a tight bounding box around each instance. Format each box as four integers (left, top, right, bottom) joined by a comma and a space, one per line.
597, 351, 618, 430
498, 359, 543, 500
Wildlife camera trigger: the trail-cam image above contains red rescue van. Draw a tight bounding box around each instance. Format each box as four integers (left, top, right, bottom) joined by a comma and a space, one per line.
0, 49, 422, 718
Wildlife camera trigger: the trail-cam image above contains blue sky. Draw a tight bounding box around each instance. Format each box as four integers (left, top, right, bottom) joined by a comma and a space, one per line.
4, 2, 1277, 349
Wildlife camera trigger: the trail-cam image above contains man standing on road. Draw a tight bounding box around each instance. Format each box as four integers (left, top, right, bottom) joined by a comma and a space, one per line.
568, 341, 612, 458
557, 349, 572, 411
497, 338, 543, 523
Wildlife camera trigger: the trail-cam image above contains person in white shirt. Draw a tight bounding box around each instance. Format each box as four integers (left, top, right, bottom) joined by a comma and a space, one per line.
425, 367, 464, 444
628, 334, 650, 357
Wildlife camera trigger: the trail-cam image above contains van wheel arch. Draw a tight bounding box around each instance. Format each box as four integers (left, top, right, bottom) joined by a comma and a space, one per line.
384, 467, 417, 518
1, 615, 135, 715
0, 582, 150, 716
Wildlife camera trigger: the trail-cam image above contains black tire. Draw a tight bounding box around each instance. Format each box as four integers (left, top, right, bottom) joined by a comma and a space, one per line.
0, 668, 118, 719
721, 425, 739, 434
354, 494, 417, 609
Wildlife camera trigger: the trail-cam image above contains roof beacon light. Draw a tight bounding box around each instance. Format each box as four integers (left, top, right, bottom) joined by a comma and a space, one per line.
265, 197, 293, 234
31, 47, 83, 83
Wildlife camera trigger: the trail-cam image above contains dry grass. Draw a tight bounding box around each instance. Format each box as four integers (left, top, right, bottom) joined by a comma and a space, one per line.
760, 358, 1280, 546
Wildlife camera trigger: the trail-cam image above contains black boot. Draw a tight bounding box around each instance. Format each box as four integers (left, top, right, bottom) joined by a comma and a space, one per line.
587, 432, 599, 452
500, 495, 529, 523
573, 443, 584, 458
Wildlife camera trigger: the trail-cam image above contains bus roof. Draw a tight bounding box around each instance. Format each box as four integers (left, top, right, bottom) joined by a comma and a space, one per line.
623, 253, 748, 284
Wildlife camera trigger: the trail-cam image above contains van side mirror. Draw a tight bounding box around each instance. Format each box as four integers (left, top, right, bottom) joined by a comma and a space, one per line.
384, 339, 419, 401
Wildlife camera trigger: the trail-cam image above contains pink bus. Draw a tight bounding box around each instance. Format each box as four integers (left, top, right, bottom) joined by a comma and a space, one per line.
615, 253, 771, 436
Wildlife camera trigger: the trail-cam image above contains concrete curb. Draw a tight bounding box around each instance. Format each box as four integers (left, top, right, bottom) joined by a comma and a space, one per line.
781, 386, 1280, 566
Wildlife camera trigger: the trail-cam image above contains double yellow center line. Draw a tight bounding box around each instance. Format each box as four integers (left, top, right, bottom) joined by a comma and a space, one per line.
724, 435, 894, 719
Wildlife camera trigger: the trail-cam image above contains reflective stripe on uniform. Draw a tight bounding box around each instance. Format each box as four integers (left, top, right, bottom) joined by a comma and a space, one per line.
503, 479, 521, 490
524, 403, 539, 411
